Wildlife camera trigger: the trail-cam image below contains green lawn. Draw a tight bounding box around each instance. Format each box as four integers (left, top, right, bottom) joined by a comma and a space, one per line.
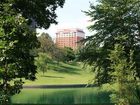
24, 62, 94, 85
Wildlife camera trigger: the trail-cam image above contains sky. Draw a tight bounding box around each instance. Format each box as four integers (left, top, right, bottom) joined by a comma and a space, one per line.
37, 0, 96, 38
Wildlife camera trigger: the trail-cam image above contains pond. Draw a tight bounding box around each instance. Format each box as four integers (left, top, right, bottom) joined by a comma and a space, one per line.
12, 87, 112, 105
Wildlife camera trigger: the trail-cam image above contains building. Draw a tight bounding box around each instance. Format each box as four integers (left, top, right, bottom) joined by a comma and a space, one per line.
55, 28, 85, 50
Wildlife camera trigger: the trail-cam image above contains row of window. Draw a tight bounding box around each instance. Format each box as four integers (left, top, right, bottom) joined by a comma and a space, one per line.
57, 43, 76, 45
56, 32, 77, 37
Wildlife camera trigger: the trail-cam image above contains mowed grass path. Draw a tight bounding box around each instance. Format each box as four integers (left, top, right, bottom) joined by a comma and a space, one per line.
24, 62, 94, 86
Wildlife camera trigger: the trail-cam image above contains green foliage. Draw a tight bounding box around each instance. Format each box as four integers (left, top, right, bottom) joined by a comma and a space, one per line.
78, 0, 140, 84
37, 33, 74, 63
0, 5, 39, 104
35, 53, 51, 75
38, 33, 55, 54
0, 0, 65, 104
51, 47, 66, 63
63, 47, 75, 62
51, 47, 76, 62
6, 0, 65, 29
78, 0, 140, 104
109, 42, 139, 104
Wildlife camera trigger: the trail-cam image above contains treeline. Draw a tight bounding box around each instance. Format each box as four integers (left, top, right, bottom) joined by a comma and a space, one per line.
35, 33, 76, 74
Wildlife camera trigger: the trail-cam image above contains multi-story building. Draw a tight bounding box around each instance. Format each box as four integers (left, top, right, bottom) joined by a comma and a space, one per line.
55, 28, 85, 50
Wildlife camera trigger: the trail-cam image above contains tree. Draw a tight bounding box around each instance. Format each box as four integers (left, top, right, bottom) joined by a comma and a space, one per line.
10, 0, 65, 29
0, 0, 65, 104
109, 37, 139, 104
51, 46, 76, 63
63, 47, 75, 62
38, 33, 55, 55
52, 47, 65, 64
78, 0, 140, 104
37, 33, 67, 63
35, 53, 50, 76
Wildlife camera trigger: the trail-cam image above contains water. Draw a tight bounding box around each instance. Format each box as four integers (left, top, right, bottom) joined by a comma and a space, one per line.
12, 87, 111, 104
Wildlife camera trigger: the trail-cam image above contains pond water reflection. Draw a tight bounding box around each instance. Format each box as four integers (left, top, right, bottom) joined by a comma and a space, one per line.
12, 87, 111, 104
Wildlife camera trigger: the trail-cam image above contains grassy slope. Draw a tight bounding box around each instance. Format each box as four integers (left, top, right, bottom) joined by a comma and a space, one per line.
24, 62, 94, 85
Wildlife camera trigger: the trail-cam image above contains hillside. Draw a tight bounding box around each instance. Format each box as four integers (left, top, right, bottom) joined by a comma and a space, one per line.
24, 62, 94, 85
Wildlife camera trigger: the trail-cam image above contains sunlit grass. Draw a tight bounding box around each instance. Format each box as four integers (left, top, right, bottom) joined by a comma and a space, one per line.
23, 62, 94, 85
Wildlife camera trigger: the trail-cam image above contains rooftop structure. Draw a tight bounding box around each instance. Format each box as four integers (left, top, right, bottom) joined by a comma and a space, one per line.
55, 28, 85, 50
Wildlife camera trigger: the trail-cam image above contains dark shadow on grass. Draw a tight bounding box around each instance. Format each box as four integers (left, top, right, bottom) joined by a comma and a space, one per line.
54, 65, 80, 75
49, 64, 81, 75
41, 75, 64, 78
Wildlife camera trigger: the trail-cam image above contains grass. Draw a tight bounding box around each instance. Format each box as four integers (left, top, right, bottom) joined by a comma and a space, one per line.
12, 61, 111, 104
24, 62, 94, 85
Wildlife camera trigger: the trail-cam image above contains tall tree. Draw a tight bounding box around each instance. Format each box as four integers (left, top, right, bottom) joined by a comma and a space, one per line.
108, 36, 139, 104
63, 47, 75, 62
35, 53, 50, 76
0, 0, 65, 104
78, 0, 140, 104
38, 33, 55, 55
52, 47, 66, 63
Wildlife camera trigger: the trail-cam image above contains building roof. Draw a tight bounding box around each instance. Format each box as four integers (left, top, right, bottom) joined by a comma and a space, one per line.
56, 28, 85, 34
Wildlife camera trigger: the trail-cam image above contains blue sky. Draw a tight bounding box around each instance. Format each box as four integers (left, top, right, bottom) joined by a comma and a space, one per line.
37, 0, 96, 38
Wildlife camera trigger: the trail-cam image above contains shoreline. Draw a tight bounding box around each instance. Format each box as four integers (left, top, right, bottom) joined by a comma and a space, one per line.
23, 84, 98, 89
